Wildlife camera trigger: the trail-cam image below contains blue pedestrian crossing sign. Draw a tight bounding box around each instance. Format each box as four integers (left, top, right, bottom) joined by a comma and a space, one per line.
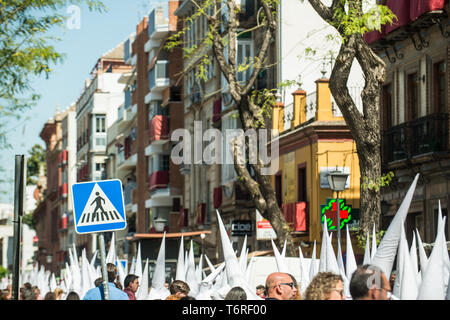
72, 179, 127, 234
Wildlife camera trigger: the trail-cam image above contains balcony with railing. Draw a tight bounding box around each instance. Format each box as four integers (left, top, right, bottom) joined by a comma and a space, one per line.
90, 133, 107, 152
364, 0, 449, 57
148, 5, 169, 40
149, 170, 169, 192
149, 61, 169, 93
383, 113, 449, 165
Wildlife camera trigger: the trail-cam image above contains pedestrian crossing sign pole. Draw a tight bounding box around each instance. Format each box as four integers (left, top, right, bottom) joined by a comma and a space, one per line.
72, 179, 127, 300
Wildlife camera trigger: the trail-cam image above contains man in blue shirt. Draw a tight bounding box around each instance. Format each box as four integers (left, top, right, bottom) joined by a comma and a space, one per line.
84, 263, 129, 300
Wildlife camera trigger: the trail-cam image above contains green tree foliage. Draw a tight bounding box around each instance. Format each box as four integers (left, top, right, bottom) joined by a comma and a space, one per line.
0, 265, 8, 280
22, 212, 37, 230
26, 144, 46, 185
0, 0, 106, 147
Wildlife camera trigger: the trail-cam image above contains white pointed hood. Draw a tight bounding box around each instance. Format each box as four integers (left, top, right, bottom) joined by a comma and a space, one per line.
205, 254, 216, 273
446, 274, 450, 300
147, 233, 170, 300
319, 219, 328, 272
437, 202, 450, 296
409, 232, 418, 277
271, 239, 289, 273
245, 253, 256, 284
345, 225, 357, 282
116, 257, 127, 289
106, 232, 116, 264
326, 228, 340, 274
90, 250, 98, 268
216, 210, 260, 300
195, 254, 204, 284
129, 257, 136, 275
185, 240, 199, 297
239, 236, 248, 274
371, 224, 377, 260
416, 229, 428, 273
298, 246, 310, 294
196, 262, 226, 300
363, 231, 371, 265
309, 241, 318, 282
137, 259, 149, 300
50, 273, 57, 293
371, 174, 420, 277
417, 217, 446, 300
398, 223, 419, 300
80, 249, 92, 298
337, 239, 345, 276
135, 242, 143, 280
175, 235, 185, 281
281, 239, 287, 258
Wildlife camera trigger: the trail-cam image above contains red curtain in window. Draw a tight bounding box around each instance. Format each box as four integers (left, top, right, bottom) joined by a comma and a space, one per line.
282, 203, 296, 225
295, 202, 308, 232
410, 0, 446, 21
149, 115, 169, 142
213, 187, 222, 208
124, 136, 131, 159
385, 0, 411, 34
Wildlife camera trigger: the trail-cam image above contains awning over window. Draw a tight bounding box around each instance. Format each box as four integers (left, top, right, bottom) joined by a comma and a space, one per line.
385, 0, 411, 34
410, 0, 447, 21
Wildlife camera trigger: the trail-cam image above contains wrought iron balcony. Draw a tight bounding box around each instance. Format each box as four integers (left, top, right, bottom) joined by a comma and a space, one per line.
383, 113, 449, 164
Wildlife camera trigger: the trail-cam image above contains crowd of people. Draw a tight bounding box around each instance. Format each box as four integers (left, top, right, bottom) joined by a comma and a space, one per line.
0, 262, 395, 301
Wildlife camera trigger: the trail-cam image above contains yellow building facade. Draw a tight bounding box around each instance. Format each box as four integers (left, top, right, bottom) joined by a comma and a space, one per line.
271, 78, 363, 258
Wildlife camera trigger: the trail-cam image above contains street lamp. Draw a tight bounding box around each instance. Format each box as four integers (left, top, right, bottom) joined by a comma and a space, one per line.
327, 170, 349, 249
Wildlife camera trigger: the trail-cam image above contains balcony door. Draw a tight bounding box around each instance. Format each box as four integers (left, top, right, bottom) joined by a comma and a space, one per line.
407, 73, 419, 121
433, 61, 447, 114
275, 172, 282, 208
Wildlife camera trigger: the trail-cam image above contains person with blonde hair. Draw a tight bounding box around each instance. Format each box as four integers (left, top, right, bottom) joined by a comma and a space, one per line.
303, 272, 345, 300
54, 288, 64, 300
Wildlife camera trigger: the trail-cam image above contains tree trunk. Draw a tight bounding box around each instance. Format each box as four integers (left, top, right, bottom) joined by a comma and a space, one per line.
329, 33, 385, 236
231, 97, 297, 257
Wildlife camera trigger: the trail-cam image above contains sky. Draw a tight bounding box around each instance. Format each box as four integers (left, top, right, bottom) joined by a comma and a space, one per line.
0, 0, 165, 203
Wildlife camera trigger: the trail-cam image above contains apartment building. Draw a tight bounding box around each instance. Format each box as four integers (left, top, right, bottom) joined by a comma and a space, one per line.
365, 0, 450, 245
34, 105, 78, 273
75, 42, 131, 255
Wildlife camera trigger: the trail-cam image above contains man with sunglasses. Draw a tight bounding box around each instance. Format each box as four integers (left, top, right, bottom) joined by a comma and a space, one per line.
349, 264, 394, 300
264, 272, 298, 300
